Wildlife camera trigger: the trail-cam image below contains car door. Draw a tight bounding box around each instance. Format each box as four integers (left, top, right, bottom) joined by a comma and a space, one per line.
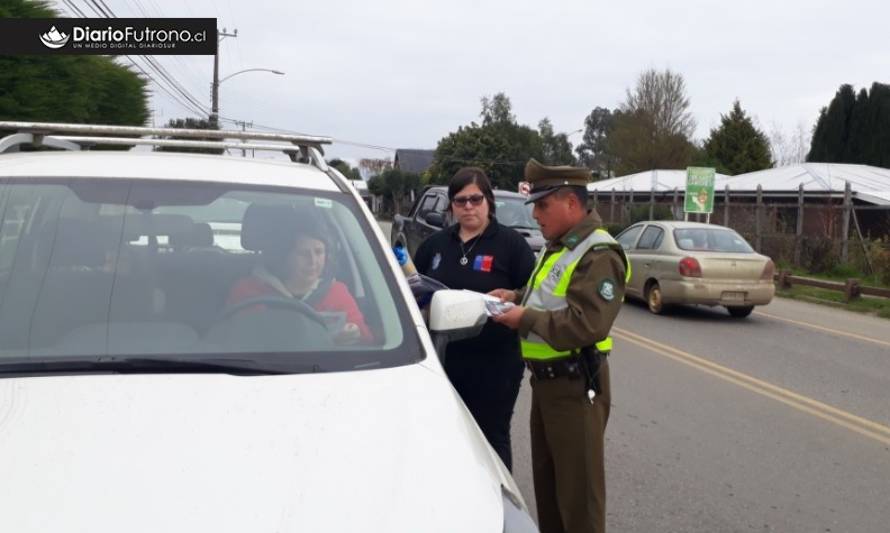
633, 224, 667, 294
408, 192, 441, 256
615, 224, 645, 298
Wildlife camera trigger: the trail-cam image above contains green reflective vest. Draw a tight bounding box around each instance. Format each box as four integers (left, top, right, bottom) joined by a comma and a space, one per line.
520, 229, 632, 361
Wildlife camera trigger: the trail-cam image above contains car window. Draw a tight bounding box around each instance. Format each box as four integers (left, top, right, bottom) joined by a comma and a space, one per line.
433, 195, 448, 213
493, 196, 538, 229
636, 226, 664, 250
416, 194, 437, 217
616, 225, 644, 250
674, 228, 754, 253
0, 178, 421, 373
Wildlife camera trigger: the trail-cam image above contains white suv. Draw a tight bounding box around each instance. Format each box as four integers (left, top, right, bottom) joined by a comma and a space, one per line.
0, 122, 537, 533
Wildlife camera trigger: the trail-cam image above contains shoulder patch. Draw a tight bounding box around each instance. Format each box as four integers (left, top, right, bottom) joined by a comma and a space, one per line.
598, 278, 617, 302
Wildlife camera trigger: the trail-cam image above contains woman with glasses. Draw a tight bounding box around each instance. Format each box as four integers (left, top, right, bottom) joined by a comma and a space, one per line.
412, 167, 535, 471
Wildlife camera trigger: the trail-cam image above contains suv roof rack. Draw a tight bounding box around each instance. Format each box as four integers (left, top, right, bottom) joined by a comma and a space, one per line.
0, 121, 333, 167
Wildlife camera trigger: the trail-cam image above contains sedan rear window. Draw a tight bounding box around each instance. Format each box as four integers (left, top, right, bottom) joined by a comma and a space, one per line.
674, 228, 754, 253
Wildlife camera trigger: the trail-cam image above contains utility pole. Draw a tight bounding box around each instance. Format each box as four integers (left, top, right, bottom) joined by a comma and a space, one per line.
210, 27, 237, 128
234, 120, 253, 157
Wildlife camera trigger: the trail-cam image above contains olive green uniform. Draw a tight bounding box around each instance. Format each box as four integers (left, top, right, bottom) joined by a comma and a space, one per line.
515, 210, 627, 533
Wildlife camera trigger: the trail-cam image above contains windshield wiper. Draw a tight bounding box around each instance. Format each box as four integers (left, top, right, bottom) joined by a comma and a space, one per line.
0, 357, 294, 377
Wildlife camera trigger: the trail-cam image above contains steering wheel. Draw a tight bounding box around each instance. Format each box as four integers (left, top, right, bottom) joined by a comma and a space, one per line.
219, 295, 328, 329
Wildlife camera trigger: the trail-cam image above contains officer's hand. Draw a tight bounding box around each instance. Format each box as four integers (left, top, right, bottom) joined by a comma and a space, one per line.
491, 304, 524, 329
487, 288, 516, 303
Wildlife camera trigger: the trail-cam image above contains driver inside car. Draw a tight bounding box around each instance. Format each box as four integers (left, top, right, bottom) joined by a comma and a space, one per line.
226, 215, 373, 345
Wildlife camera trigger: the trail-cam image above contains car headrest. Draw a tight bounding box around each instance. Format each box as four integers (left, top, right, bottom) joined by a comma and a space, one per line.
241, 204, 300, 252
123, 214, 193, 242
170, 222, 214, 248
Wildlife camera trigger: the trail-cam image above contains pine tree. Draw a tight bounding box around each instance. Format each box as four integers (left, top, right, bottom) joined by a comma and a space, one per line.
703, 100, 773, 175
808, 84, 856, 162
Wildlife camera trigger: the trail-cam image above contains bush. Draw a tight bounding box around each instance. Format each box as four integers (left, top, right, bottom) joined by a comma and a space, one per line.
800, 237, 837, 273
628, 204, 674, 224
870, 243, 890, 286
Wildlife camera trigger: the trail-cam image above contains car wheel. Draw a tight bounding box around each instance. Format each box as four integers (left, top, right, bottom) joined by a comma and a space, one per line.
646, 282, 665, 315
727, 305, 754, 318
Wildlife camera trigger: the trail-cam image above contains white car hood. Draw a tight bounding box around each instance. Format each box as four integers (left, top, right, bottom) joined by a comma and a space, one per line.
0, 365, 509, 532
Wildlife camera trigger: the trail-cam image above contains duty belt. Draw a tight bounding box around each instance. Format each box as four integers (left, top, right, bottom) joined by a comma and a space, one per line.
525, 358, 584, 380
526, 350, 609, 404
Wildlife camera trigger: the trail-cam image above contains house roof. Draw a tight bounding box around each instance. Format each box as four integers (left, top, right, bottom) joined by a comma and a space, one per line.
394, 149, 435, 174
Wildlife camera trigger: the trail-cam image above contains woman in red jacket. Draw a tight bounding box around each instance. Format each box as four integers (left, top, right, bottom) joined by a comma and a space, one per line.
227, 222, 372, 345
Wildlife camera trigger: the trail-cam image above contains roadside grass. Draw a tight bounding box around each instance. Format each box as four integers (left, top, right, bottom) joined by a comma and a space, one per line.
776, 285, 890, 319
780, 264, 890, 289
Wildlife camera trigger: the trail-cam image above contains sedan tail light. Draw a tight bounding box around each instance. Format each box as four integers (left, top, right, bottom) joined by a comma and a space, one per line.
678, 257, 702, 277
761, 259, 776, 280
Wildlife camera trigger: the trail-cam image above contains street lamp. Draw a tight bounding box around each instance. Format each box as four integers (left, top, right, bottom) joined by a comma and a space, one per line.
210, 68, 285, 125
218, 68, 285, 84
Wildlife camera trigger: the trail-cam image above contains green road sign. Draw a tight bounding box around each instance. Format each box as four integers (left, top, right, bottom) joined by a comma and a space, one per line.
685, 167, 715, 214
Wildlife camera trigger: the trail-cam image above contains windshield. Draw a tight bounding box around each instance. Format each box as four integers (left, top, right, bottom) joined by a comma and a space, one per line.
0, 178, 421, 374
494, 196, 538, 229
674, 228, 754, 253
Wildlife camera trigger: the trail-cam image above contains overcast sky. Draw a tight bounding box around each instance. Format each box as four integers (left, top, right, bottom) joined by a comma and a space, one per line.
53, 0, 889, 166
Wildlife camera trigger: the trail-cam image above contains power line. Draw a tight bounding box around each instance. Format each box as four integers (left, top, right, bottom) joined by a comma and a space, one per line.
74, 0, 211, 117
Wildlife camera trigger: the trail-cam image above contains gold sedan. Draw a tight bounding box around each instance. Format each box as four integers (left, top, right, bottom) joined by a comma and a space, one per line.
615, 221, 775, 318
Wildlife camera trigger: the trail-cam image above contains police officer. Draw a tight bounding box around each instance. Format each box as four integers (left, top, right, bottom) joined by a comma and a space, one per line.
491, 159, 631, 533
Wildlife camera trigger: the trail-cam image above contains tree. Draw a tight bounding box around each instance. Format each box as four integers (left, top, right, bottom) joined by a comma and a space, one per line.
623, 68, 695, 138
328, 159, 362, 181
769, 121, 811, 167
429, 93, 544, 190
806, 82, 890, 168
538, 118, 576, 166
703, 100, 773, 175
359, 158, 392, 178
155, 117, 223, 154
0, 1, 150, 131
808, 84, 856, 163
367, 169, 422, 216
576, 107, 614, 178
481, 93, 515, 126
607, 69, 697, 175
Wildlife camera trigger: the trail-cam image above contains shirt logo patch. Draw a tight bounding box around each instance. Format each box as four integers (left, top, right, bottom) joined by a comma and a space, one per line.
598, 279, 616, 302
473, 255, 494, 272
431, 253, 441, 271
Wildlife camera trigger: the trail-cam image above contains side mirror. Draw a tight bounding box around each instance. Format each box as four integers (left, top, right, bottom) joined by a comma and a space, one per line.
428, 290, 487, 363
425, 211, 445, 228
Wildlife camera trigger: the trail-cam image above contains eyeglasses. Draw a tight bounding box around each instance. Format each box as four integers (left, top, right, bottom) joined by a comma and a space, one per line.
452, 194, 485, 207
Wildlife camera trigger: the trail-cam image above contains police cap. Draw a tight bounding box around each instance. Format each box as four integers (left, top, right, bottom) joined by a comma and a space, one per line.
524, 158, 591, 204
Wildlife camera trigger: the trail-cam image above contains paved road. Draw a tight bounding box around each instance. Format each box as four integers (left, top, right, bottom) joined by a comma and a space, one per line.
375, 218, 890, 532
512, 298, 890, 533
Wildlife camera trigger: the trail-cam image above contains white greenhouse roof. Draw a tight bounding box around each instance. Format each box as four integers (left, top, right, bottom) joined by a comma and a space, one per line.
587, 169, 731, 193
588, 164, 890, 205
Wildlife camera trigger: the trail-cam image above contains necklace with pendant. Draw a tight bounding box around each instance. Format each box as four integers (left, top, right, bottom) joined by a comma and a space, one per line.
459, 235, 480, 266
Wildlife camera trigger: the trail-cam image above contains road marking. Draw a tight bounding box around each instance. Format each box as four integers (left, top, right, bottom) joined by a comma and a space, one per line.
613, 327, 890, 446
753, 311, 890, 349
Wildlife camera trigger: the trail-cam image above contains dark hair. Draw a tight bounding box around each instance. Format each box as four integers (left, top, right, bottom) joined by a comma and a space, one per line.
447, 167, 496, 217
555, 186, 589, 208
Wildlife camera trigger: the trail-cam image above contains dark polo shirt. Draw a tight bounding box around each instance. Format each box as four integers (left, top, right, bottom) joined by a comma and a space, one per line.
413, 218, 535, 363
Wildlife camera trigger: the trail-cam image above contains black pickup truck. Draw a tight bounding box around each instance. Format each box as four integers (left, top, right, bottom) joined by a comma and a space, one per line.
391, 186, 545, 257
